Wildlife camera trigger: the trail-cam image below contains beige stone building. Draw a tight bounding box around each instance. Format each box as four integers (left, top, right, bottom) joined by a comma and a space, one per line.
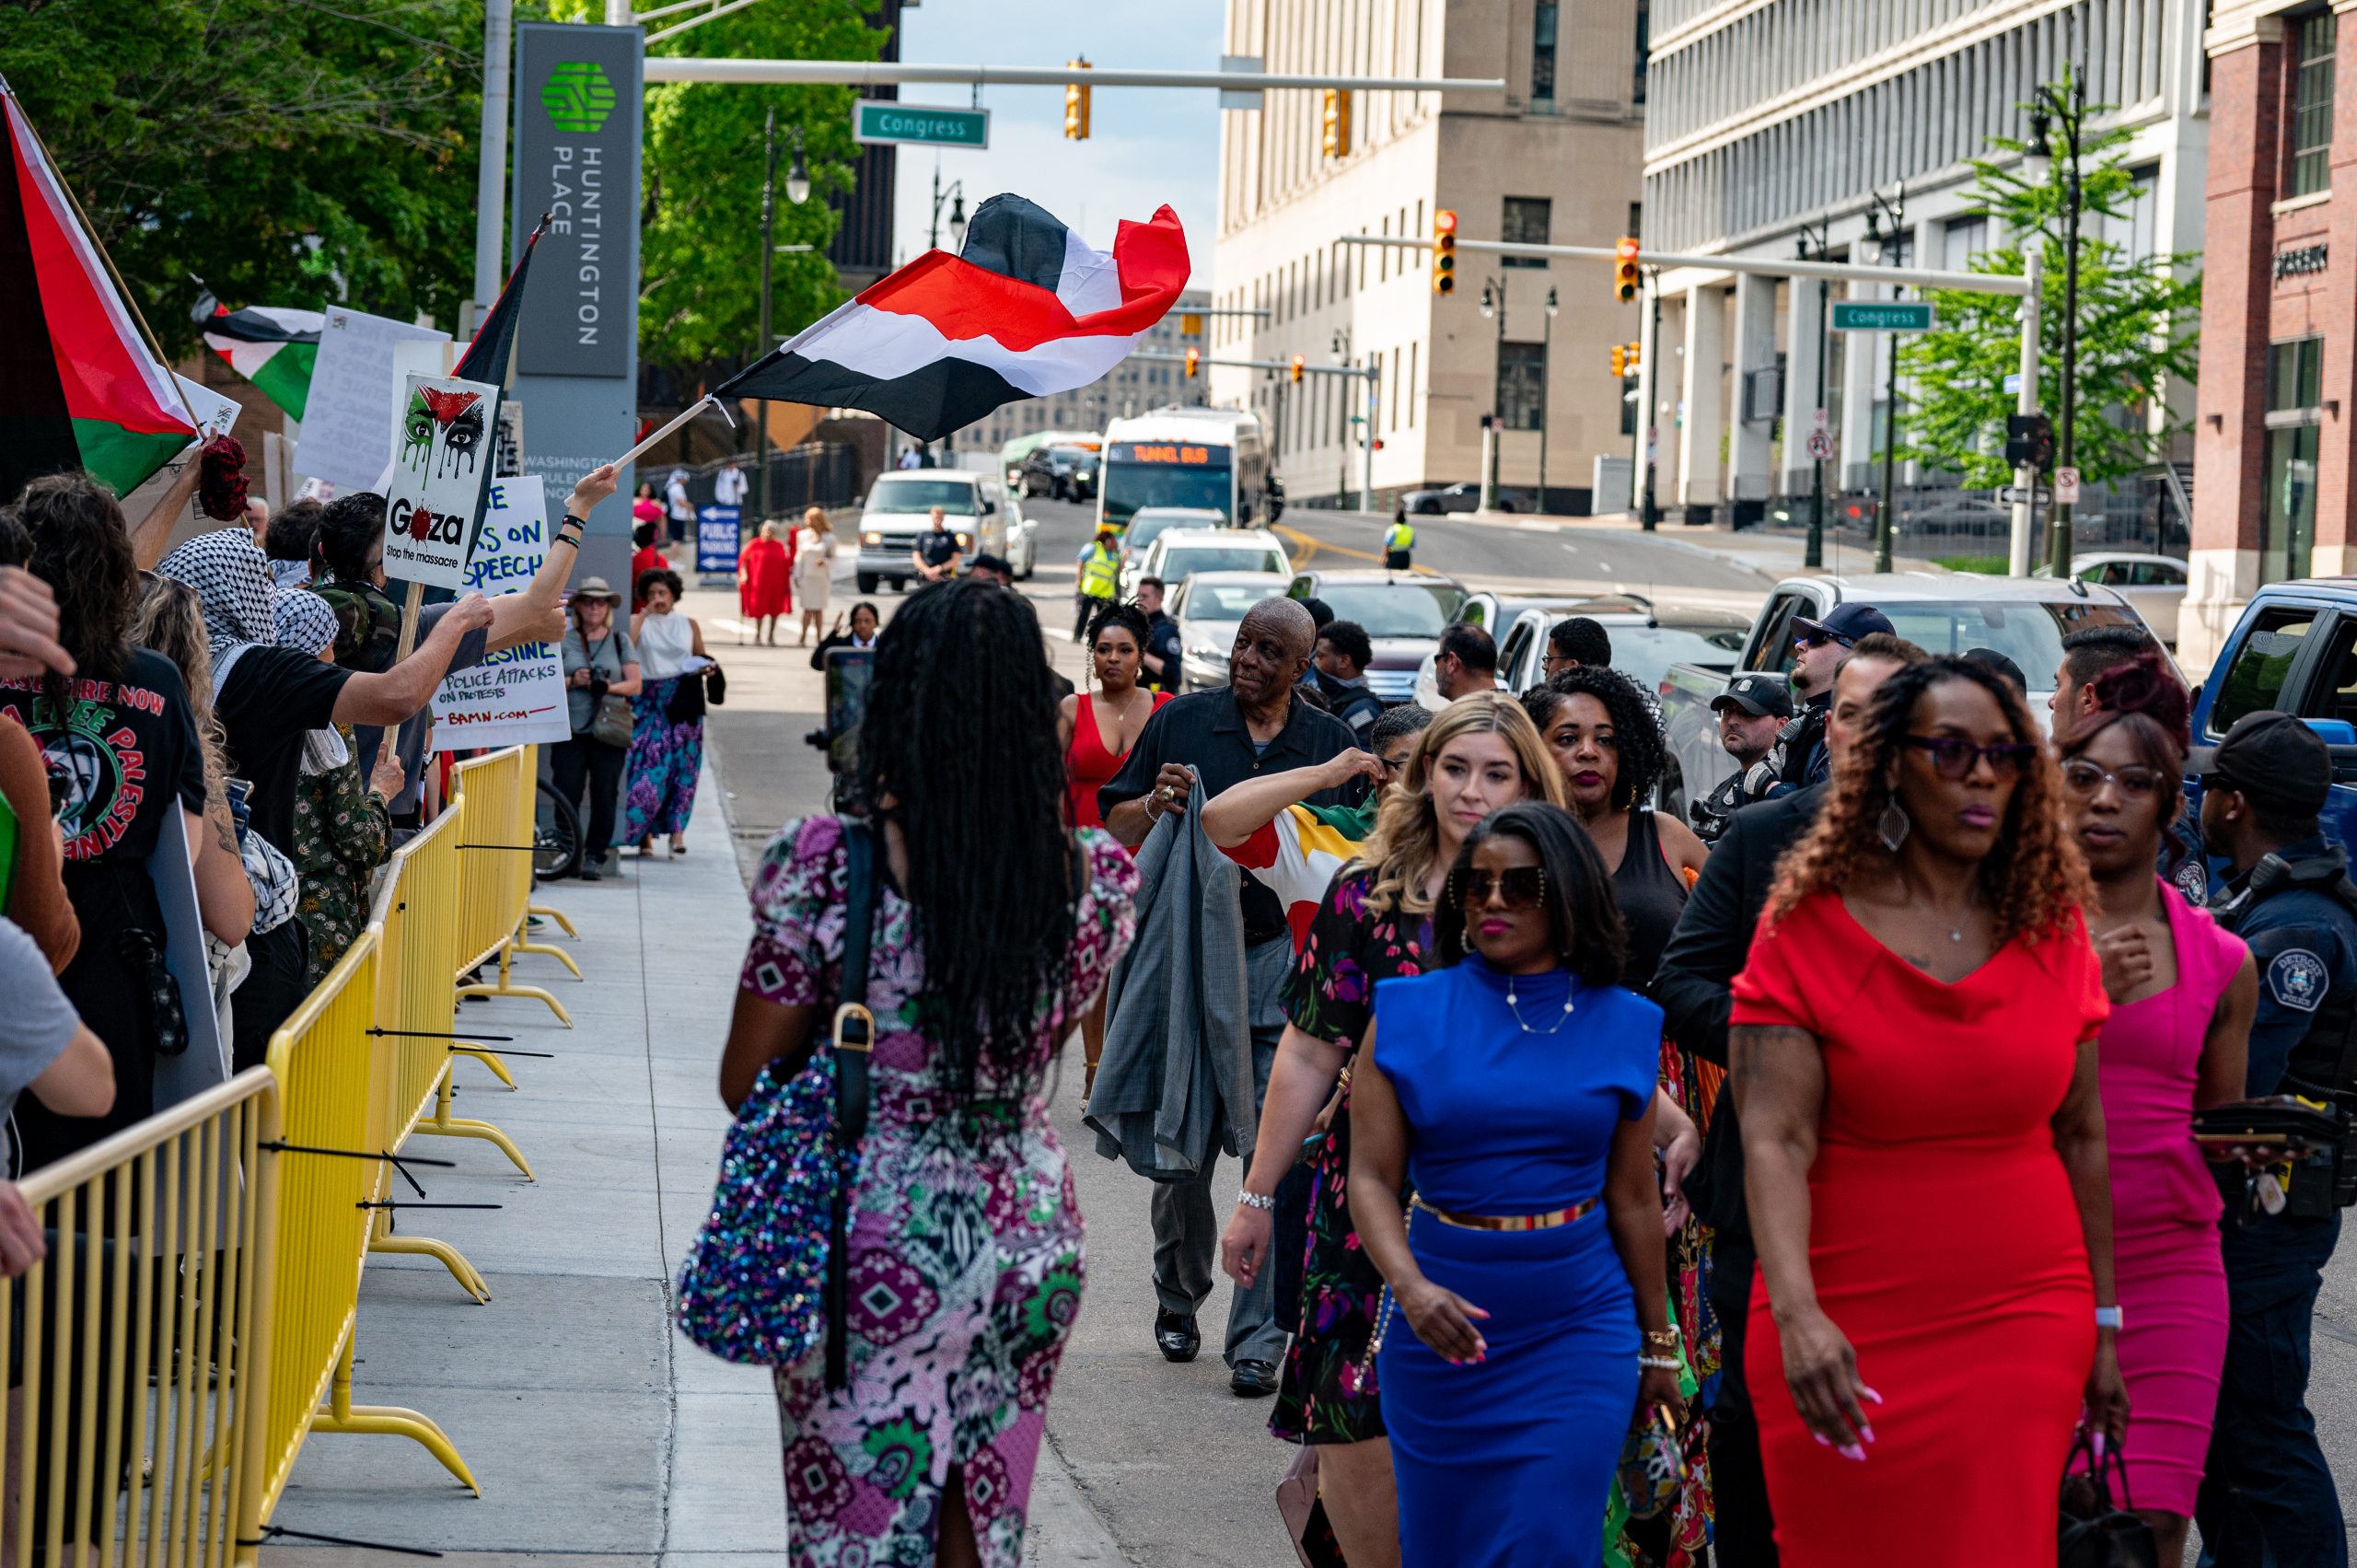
1207, 0, 1649, 512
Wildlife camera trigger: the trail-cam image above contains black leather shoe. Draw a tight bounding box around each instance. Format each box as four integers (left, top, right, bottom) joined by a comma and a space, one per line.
1230, 1358, 1278, 1397
1154, 1309, 1200, 1364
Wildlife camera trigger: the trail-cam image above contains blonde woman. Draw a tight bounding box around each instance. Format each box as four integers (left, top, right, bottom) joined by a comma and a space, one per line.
792, 506, 834, 646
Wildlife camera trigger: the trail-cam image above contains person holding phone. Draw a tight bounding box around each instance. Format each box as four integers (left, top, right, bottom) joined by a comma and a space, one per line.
807, 601, 880, 673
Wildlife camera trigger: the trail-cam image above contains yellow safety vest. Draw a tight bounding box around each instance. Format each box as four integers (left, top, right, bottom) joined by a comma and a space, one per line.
1080, 540, 1121, 599
1386, 521, 1415, 553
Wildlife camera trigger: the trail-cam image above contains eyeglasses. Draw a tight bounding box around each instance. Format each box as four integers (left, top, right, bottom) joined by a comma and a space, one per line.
1453, 865, 1547, 911
2061, 759, 2169, 800
1902, 734, 2040, 781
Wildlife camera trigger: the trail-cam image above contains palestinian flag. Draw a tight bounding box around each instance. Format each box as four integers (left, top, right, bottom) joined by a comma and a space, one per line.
195, 296, 322, 420
451, 214, 547, 387
0, 80, 196, 504
713, 194, 1188, 440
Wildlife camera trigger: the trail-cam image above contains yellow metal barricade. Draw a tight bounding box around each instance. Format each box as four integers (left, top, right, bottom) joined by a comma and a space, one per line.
2, 1069, 279, 1568
451, 746, 578, 1024
259, 930, 477, 1511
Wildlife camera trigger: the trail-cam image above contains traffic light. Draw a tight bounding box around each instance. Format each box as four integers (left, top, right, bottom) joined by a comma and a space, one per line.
1063, 59, 1092, 140
1320, 88, 1352, 158
1626, 341, 1643, 370
1609, 345, 1628, 377
1290, 354, 1305, 385
1184, 346, 1200, 379
1613, 237, 1641, 303
1432, 209, 1457, 296
2004, 412, 2054, 470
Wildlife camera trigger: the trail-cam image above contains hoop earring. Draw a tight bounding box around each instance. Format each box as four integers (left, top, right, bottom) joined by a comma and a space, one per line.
1877, 798, 1911, 854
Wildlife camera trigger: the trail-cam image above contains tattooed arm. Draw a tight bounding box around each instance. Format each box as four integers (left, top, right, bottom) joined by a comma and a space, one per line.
187, 798, 255, 946
1732, 1022, 1875, 1454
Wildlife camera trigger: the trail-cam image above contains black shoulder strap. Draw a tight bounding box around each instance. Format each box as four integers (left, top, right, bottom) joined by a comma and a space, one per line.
836, 819, 877, 1150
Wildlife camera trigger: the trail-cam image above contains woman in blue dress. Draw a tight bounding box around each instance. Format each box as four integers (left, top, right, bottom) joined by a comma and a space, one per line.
1350, 802, 1682, 1567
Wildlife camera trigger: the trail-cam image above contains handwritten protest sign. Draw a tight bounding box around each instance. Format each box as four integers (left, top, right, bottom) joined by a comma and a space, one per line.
430, 476, 570, 750
383, 372, 501, 590
296, 308, 447, 490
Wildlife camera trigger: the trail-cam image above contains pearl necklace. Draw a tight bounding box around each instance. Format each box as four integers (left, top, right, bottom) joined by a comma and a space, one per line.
1504, 976, 1578, 1035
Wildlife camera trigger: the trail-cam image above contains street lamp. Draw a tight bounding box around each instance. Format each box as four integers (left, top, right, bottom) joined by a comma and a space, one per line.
1862, 180, 1906, 574
1796, 220, 1831, 570
929, 165, 967, 250
784, 127, 810, 206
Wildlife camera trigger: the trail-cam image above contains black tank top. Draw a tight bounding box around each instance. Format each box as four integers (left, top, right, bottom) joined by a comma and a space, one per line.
1612, 808, 1688, 992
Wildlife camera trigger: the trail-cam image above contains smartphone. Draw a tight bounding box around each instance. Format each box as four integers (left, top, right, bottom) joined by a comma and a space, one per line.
823, 647, 875, 816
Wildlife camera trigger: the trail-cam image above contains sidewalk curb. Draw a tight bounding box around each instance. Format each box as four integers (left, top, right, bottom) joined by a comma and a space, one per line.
1026, 1433, 1135, 1565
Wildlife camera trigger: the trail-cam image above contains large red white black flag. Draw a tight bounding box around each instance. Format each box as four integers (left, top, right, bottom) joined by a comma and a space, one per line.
713, 194, 1189, 441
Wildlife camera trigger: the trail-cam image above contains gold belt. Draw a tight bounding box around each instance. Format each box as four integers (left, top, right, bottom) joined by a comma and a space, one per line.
1410, 1193, 1600, 1232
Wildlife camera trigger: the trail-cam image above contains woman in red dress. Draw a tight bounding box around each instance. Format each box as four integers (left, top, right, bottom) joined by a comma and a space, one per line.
737, 518, 792, 644
1729, 656, 2130, 1567
1059, 601, 1168, 1096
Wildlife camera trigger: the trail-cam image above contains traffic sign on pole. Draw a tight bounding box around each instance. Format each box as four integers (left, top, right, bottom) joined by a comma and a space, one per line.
1805, 428, 1835, 461
854, 101, 991, 148
1829, 301, 1935, 332
1997, 485, 2053, 505
2055, 467, 2081, 505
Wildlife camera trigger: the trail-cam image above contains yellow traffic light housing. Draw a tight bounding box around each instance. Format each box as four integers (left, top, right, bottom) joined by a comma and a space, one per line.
1320, 88, 1352, 158
1609, 344, 1627, 377
1184, 346, 1201, 379
1290, 354, 1305, 385
1064, 59, 1092, 140
1432, 209, 1457, 296
1625, 341, 1643, 372
1613, 237, 1641, 303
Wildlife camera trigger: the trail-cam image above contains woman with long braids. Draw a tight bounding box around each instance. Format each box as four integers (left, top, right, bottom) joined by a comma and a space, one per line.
716, 577, 1138, 1568
1730, 656, 2129, 1566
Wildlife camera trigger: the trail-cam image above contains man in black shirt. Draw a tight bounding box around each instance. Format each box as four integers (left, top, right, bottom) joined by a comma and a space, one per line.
911, 506, 961, 583
1135, 575, 1181, 694
1099, 598, 1365, 1394
1311, 619, 1384, 738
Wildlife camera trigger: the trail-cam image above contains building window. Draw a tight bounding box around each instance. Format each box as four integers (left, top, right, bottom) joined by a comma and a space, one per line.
1633, 0, 1649, 105
2291, 13, 2337, 199
1532, 0, 1557, 107
2266, 335, 2325, 583
1503, 198, 1550, 268
1497, 342, 1547, 430
1945, 215, 1989, 268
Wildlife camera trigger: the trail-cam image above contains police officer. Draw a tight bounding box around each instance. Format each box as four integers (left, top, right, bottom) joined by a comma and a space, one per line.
1692, 673, 1791, 842
1074, 522, 1122, 643
1747, 602, 1892, 801
2195, 709, 2354, 1568
1384, 513, 1415, 570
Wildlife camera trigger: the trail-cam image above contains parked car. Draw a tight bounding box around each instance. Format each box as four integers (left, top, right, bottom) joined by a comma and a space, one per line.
2185, 580, 2357, 858
1490, 597, 1752, 694
1655, 572, 2161, 818
1002, 485, 1038, 580
1169, 572, 1294, 691
2034, 552, 2189, 646
1284, 568, 1470, 703
1119, 506, 1227, 596
1399, 482, 1515, 515
1018, 443, 1100, 501
853, 470, 1008, 593
1133, 527, 1294, 595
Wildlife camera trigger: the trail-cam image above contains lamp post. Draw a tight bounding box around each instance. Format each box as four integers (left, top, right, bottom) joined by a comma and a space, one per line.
1479, 276, 1506, 510
2030, 75, 2085, 578
1861, 180, 1906, 574
1538, 286, 1558, 513
1796, 219, 1832, 570
1332, 327, 1352, 505
755, 116, 811, 525
928, 164, 968, 251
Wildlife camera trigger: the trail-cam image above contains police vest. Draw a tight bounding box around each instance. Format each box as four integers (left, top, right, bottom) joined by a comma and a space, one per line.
1386, 521, 1415, 553
2218, 846, 2357, 1214
1079, 543, 1120, 599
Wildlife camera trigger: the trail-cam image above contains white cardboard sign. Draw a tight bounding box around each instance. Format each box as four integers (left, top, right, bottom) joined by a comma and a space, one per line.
296, 308, 447, 490
429, 475, 571, 750
382, 372, 501, 590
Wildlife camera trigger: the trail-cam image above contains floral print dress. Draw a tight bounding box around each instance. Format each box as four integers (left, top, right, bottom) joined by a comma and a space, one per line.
290, 728, 391, 990
739, 816, 1138, 1568
1270, 868, 1431, 1446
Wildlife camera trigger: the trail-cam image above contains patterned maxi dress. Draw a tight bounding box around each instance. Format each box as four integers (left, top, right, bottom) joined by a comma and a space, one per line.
740, 816, 1139, 1568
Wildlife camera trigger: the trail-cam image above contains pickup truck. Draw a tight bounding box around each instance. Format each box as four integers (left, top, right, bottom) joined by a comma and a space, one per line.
1656, 572, 2154, 819
2187, 581, 2357, 847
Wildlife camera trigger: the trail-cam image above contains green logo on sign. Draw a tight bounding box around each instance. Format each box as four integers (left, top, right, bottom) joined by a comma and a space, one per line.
543, 61, 617, 133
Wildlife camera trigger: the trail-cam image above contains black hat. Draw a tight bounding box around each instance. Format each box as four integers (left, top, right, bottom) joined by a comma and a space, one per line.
1792, 602, 1895, 646
1712, 673, 1794, 720
2189, 710, 2331, 816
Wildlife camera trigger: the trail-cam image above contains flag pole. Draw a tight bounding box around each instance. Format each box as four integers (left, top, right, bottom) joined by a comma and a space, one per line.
610, 395, 734, 472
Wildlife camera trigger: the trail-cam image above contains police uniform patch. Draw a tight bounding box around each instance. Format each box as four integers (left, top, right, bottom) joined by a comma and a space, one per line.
2173, 859, 2210, 903
2268, 948, 2329, 1013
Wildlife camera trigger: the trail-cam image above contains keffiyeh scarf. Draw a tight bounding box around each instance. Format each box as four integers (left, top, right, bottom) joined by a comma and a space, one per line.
273, 591, 351, 776
157, 528, 279, 689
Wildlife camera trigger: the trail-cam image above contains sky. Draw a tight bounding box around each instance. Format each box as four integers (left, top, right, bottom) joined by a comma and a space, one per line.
885, 0, 1225, 290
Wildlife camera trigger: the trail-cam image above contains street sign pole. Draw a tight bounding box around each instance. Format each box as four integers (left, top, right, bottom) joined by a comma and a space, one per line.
2008, 242, 2044, 577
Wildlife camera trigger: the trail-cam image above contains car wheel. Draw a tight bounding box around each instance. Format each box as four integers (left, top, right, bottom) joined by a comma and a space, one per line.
890, 577, 908, 592
1498, 499, 1517, 513
1418, 500, 1442, 515
856, 572, 879, 594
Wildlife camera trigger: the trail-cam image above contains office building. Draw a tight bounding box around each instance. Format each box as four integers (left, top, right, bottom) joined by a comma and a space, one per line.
955, 290, 1213, 454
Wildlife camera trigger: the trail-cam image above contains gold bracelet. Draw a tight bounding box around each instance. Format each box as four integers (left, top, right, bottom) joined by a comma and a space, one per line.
1643, 1327, 1680, 1352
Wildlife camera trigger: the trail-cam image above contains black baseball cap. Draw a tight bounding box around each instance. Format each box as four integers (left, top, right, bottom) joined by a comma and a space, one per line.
1712, 674, 1794, 720
2189, 710, 2332, 816
1792, 602, 1895, 646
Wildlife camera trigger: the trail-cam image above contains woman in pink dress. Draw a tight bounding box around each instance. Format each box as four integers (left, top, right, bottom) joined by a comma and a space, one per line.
2059, 652, 2253, 1563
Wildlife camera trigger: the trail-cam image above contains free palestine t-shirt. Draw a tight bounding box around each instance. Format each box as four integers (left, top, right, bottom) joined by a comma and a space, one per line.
0, 649, 208, 864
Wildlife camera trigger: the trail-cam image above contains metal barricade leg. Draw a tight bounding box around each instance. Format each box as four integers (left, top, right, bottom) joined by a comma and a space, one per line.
366, 1204, 491, 1305
455, 938, 575, 1027
309, 1334, 481, 1496
450, 1044, 518, 1089
409, 1070, 536, 1182
527, 902, 579, 938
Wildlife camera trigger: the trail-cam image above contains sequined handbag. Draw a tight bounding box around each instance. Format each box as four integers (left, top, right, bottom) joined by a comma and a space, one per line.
675, 819, 877, 1383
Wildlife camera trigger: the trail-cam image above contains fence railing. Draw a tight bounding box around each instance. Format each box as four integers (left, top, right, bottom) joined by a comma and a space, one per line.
453, 746, 579, 1025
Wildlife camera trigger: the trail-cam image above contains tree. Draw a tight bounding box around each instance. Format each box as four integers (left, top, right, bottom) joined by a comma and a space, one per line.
553, 0, 881, 379
1897, 75, 2202, 491
3, 0, 498, 357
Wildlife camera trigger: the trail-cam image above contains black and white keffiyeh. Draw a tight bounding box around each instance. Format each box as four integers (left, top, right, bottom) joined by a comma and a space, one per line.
157, 528, 278, 686
273, 590, 351, 776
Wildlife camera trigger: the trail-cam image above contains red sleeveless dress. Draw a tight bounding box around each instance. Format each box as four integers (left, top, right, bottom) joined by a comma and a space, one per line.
1065, 691, 1168, 830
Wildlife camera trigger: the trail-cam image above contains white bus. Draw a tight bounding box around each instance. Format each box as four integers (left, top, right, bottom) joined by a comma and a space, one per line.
1097, 408, 1272, 529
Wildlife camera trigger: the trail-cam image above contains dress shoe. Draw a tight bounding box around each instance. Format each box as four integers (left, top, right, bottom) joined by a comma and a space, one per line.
1230, 1358, 1278, 1397
1154, 1308, 1200, 1364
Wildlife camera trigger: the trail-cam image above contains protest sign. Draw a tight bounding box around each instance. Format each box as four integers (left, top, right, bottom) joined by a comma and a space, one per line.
697, 503, 741, 579
296, 308, 447, 489
383, 372, 501, 590
171, 373, 240, 441
430, 475, 570, 749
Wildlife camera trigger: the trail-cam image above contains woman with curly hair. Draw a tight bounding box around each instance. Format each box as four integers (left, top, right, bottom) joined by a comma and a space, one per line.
1729, 656, 2129, 1567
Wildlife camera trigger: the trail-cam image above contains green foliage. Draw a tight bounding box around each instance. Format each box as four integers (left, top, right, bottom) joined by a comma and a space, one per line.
1933, 554, 2009, 575
552, 0, 881, 377
3, 0, 511, 357
1897, 73, 2202, 491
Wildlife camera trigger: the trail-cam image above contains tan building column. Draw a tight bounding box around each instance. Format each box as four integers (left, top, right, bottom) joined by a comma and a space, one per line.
1727, 273, 1779, 505
1678, 286, 1724, 514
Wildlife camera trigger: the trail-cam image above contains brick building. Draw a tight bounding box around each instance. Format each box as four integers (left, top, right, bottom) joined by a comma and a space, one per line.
2191, 1, 2356, 669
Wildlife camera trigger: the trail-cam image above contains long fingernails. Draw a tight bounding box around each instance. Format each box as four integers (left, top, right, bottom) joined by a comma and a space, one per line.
1858, 1423, 1875, 1444
1838, 1444, 1866, 1462
1861, 1387, 1884, 1405
1814, 1434, 1831, 1447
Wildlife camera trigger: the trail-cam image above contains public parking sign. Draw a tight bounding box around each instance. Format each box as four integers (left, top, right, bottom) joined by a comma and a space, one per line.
1830, 301, 1934, 332
697, 504, 742, 580
854, 102, 991, 149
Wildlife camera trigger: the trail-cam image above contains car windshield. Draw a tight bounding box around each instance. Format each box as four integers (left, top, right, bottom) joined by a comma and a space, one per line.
1161, 545, 1283, 579
1874, 600, 2143, 684
1051, 447, 1094, 463
1122, 515, 1185, 558
866, 478, 975, 514
1610, 625, 1748, 693
1186, 582, 1283, 619
1314, 582, 1469, 637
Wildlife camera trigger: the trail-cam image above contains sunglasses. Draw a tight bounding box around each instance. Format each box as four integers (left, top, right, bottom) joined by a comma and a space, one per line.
1902, 734, 2040, 781
2061, 759, 2168, 800
1453, 865, 1547, 911
1794, 629, 1854, 651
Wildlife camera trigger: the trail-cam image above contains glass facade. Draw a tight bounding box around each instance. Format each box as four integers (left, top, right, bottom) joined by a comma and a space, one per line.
2265, 337, 2325, 584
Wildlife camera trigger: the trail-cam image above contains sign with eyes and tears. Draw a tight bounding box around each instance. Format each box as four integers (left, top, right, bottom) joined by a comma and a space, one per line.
383, 371, 502, 589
